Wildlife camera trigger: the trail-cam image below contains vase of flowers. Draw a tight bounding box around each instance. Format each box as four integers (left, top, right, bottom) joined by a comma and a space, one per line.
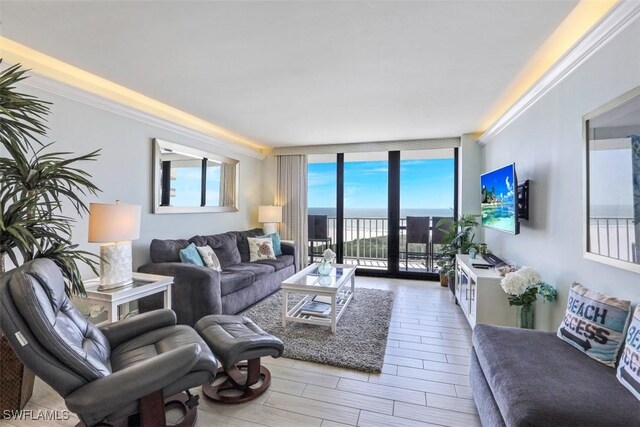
500, 266, 557, 329
318, 248, 336, 276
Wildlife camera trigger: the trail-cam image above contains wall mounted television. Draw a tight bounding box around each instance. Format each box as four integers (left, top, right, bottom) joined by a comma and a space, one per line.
481, 163, 520, 234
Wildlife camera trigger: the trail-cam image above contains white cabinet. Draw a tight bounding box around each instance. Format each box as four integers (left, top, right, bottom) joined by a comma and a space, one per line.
455, 255, 517, 329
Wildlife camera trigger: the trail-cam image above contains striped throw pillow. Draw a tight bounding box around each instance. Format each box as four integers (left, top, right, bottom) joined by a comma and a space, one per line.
617, 305, 640, 400
557, 283, 631, 367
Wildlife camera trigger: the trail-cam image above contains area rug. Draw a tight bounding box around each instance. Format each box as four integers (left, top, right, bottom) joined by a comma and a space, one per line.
242, 288, 394, 373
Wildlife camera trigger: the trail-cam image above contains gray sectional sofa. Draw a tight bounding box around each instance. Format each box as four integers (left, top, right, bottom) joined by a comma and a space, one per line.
470, 324, 639, 427
138, 228, 296, 326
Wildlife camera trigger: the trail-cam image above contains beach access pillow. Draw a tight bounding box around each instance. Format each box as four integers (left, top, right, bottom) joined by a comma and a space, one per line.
260, 232, 282, 256
557, 282, 631, 367
247, 237, 276, 262
196, 245, 222, 272
617, 305, 640, 400
179, 243, 204, 266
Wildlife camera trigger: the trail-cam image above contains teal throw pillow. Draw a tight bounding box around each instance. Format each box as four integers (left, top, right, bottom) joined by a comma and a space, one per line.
557, 282, 631, 367
179, 243, 204, 266
260, 232, 282, 256
617, 305, 640, 400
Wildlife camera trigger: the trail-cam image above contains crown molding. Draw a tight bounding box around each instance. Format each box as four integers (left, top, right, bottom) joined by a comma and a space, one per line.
479, 1, 640, 145
4, 64, 266, 160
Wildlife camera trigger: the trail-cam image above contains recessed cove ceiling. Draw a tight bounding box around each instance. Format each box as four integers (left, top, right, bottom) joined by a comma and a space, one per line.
1, 1, 579, 147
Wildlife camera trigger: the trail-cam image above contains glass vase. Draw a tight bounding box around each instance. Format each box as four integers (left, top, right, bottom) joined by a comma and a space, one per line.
517, 304, 535, 329
317, 260, 332, 276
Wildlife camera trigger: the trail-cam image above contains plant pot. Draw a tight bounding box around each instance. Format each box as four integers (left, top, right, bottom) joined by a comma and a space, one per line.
439, 273, 448, 287
0, 335, 35, 412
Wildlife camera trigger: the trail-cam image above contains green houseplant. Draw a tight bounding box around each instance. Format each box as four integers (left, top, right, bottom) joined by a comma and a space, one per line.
435, 214, 480, 287
0, 61, 101, 296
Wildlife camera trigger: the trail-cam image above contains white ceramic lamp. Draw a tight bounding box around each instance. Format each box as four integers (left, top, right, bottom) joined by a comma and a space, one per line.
258, 205, 282, 235
88, 201, 141, 290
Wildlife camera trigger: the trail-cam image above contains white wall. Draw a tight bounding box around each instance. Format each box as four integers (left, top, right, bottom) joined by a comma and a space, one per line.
5, 84, 263, 275
482, 20, 640, 331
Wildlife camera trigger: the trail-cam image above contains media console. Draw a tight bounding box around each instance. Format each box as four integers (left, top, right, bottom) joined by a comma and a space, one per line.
455, 254, 518, 329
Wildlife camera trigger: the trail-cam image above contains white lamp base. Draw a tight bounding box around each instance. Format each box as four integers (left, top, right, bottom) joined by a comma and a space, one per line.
99, 241, 133, 290
263, 223, 278, 235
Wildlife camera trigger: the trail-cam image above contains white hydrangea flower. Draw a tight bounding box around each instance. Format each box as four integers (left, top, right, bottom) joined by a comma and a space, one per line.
500, 271, 529, 296
323, 248, 336, 262
518, 266, 541, 286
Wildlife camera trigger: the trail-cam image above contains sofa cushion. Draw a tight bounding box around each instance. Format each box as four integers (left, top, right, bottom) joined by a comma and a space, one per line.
617, 305, 640, 400
473, 324, 640, 426
230, 228, 265, 262
260, 232, 283, 256
196, 245, 222, 272
224, 263, 275, 282
219, 271, 255, 297
247, 237, 276, 261
256, 255, 294, 271
557, 282, 631, 367
190, 233, 241, 268
179, 243, 204, 266
150, 239, 190, 263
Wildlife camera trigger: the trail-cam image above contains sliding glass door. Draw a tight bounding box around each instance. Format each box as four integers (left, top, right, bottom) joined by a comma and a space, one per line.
399, 149, 456, 276
343, 152, 389, 271
307, 148, 457, 279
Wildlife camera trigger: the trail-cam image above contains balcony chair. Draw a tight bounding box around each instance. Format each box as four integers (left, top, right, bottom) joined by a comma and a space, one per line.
308, 214, 331, 264
405, 216, 430, 270
0, 258, 218, 427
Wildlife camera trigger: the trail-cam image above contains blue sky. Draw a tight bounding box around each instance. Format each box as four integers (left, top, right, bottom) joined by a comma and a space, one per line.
308, 159, 454, 209
481, 164, 514, 201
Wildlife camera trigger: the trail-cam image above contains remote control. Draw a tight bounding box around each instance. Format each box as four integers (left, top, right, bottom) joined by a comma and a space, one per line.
472, 263, 491, 269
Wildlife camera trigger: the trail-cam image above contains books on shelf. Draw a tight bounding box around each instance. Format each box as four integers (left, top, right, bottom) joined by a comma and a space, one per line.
300, 300, 331, 317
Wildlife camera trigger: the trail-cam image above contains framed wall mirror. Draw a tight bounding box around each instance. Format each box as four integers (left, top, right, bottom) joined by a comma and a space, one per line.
584, 86, 640, 272
153, 138, 239, 214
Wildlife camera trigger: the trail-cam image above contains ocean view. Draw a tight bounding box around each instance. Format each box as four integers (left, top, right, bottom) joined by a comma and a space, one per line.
309, 207, 454, 218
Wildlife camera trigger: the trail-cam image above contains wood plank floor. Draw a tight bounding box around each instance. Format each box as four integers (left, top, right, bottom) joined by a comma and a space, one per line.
1, 277, 479, 427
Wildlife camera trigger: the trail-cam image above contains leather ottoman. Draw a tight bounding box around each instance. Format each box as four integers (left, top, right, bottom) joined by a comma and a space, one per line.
195, 315, 284, 403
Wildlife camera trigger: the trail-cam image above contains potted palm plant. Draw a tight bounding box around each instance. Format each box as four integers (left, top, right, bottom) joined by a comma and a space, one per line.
0, 61, 101, 412
435, 214, 480, 288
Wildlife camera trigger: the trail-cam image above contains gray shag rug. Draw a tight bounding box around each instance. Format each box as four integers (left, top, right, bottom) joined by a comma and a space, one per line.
242, 288, 394, 373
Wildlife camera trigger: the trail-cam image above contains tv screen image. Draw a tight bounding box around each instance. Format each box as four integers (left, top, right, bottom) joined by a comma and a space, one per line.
481, 163, 519, 234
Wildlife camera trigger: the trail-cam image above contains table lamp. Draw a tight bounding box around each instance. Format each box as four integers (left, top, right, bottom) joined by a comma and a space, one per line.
88, 201, 141, 290
258, 205, 282, 235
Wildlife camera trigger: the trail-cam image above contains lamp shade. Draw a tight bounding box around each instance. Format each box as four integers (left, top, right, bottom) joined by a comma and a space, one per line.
88, 202, 141, 243
258, 205, 282, 223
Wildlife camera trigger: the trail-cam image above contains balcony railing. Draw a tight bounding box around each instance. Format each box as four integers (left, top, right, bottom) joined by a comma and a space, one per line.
309, 216, 440, 270
589, 217, 636, 262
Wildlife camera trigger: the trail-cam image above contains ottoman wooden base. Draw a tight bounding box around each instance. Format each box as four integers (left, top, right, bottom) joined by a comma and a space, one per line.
202, 359, 271, 404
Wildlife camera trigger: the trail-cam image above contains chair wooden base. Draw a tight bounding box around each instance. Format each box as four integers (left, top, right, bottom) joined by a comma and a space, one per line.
75, 391, 198, 427
202, 358, 272, 404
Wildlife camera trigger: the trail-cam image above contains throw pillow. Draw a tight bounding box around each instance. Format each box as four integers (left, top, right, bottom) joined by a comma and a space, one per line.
617, 305, 640, 400
196, 245, 222, 272
557, 282, 631, 367
260, 232, 282, 256
247, 237, 276, 262
179, 243, 204, 266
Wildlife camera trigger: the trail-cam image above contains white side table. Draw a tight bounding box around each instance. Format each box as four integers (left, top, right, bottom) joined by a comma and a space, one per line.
76, 272, 173, 326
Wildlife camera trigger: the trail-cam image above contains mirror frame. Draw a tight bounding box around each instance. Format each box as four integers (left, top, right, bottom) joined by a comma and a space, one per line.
152, 138, 240, 214
583, 85, 640, 273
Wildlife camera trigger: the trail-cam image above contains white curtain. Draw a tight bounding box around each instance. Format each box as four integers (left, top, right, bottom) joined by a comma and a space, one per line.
219, 163, 236, 207
276, 154, 308, 270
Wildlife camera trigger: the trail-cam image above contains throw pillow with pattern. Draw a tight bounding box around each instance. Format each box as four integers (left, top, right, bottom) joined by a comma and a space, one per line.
617, 305, 640, 400
557, 282, 631, 367
248, 237, 276, 262
196, 245, 222, 272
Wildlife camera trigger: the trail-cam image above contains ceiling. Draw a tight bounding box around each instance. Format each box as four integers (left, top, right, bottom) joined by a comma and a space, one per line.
0, 1, 579, 148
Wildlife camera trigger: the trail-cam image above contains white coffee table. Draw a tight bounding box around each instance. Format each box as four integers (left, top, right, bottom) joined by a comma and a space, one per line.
281, 263, 356, 333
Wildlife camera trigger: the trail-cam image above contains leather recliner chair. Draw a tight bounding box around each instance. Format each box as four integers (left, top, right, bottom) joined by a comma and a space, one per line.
0, 258, 218, 426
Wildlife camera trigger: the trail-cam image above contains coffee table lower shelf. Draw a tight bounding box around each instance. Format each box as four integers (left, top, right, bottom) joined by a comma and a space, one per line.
282, 289, 354, 333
